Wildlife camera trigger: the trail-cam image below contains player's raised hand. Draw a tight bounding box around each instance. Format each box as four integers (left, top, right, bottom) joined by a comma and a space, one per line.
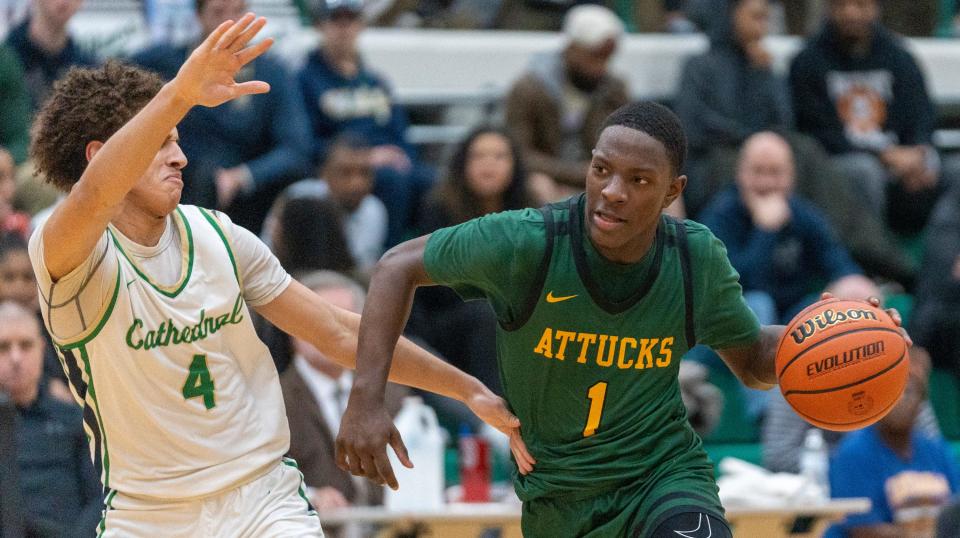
171, 13, 274, 108
464, 387, 537, 475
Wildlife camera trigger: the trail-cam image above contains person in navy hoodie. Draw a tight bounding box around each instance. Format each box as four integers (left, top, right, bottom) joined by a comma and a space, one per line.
299, 0, 433, 248
132, 0, 312, 234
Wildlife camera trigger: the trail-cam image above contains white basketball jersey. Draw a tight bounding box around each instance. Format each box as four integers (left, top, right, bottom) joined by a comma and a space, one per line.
48, 206, 289, 500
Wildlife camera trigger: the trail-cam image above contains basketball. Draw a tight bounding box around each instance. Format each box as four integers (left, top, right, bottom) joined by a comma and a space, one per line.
776, 298, 909, 432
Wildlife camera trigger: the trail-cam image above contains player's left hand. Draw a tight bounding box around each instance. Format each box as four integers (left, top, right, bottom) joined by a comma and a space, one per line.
820, 292, 913, 347
464, 387, 536, 475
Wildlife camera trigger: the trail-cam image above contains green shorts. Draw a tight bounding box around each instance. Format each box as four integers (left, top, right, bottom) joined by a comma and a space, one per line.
520, 466, 725, 538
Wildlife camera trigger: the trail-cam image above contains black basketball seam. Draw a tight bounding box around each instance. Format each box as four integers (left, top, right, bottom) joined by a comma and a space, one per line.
782, 349, 906, 397
788, 382, 904, 427
777, 326, 904, 378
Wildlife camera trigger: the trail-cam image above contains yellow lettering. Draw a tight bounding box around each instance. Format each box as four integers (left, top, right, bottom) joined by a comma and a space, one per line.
534, 328, 554, 359
635, 338, 660, 369
656, 337, 674, 367
597, 336, 617, 367
595, 335, 609, 366
576, 333, 597, 363
617, 337, 637, 369
555, 331, 577, 361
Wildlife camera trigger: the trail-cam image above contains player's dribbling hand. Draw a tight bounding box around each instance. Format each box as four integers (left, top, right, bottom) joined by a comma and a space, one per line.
335, 398, 413, 490
172, 13, 274, 108
820, 292, 913, 347
464, 387, 537, 475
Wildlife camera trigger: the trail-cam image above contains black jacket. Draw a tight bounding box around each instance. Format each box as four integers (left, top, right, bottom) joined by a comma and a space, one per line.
789, 22, 935, 154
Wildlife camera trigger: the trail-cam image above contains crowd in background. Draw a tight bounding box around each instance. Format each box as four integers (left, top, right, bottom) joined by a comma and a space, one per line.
2, 0, 960, 536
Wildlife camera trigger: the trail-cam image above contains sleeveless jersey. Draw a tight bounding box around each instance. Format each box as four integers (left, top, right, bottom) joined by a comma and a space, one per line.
500, 197, 713, 502
44, 206, 289, 500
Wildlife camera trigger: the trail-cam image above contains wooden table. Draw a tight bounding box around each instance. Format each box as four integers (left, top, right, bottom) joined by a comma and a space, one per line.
318, 498, 870, 537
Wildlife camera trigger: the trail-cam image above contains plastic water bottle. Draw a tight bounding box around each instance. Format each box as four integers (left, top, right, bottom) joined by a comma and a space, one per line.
384, 396, 445, 511
799, 428, 830, 500
458, 425, 491, 502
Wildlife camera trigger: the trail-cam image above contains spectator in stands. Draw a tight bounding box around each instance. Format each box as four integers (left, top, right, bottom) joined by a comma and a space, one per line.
0, 149, 29, 240
281, 271, 408, 512
504, 4, 628, 201
408, 126, 533, 396
133, 0, 312, 233
0, 301, 101, 536
700, 132, 878, 324
300, 0, 434, 247
790, 0, 950, 247
675, 0, 913, 284
763, 347, 941, 474
0, 234, 71, 403
266, 135, 387, 274
699, 132, 878, 419
674, 0, 791, 215
0, 46, 30, 164
826, 352, 959, 538
4, 0, 94, 111
911, 185, 960, 381
271, 196, 357, 279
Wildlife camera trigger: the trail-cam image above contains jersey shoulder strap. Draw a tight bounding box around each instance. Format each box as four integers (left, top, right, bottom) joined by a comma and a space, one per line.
665, 216, 697, 348
500, 199, 568, 332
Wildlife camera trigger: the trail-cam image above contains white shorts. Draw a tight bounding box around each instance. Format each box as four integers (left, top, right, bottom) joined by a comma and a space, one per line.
95, 458, 324, 537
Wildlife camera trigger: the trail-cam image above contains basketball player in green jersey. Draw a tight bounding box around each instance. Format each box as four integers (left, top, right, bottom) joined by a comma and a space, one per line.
338, 102, 906, 537
27, 14, 529, 536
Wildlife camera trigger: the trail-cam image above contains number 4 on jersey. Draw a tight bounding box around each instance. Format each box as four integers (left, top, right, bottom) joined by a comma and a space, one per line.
182, 354, 216, 409
583, 381, 608, 437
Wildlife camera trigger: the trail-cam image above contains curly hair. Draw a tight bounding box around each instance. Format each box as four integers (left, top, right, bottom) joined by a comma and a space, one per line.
30, 61, 164, 192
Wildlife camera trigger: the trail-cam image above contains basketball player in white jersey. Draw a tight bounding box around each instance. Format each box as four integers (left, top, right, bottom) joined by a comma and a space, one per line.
26, 14, 532, 537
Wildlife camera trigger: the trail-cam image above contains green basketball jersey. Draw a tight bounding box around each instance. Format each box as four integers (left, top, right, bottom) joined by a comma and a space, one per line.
424, 194, 760, 503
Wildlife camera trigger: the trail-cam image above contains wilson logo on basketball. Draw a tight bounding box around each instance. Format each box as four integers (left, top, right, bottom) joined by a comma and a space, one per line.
806, 340, 885, 379
790, 308, 879, 345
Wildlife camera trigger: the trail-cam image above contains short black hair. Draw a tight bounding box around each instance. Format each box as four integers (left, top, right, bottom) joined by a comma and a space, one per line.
599, 101, 687, 176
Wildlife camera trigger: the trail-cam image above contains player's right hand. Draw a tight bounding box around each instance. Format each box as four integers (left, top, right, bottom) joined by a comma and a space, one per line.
335, 396, 413, 491
171, 13, 274, 108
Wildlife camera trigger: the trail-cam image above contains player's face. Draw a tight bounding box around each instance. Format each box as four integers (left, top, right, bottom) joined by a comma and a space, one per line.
323, 146, 374, 212
465, 132, 515, 201
126, 128, 187, 218
829, 0, 878, 43
585, 126, 684, 264
733, 0, 770, 45
0, 251, 38, 311
0, 317, 44, 403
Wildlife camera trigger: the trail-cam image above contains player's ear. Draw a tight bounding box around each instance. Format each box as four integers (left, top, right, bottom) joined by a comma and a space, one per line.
663, 174, 686, 208
85, 140, 105, 163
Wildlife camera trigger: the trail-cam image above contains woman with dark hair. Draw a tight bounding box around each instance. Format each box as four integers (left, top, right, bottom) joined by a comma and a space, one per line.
419, 126, 532, 230
409, 127, 534, 395
271, 196, 356, 278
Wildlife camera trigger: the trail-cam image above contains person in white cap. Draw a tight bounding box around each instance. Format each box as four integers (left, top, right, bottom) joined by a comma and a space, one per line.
505, 4, 629, 202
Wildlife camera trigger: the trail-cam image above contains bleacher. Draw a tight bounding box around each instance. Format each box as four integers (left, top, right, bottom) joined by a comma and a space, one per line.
61, 0, 960, 468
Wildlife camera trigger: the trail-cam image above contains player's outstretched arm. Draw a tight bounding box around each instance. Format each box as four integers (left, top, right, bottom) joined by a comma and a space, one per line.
716, 325, 784, 390
255, 239, 534, 489
41, 14, 272, 281
717, 294, 912, 390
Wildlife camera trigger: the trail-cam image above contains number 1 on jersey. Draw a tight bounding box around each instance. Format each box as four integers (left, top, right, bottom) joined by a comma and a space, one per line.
183, 354, 216, 410
583, 381, 608, 437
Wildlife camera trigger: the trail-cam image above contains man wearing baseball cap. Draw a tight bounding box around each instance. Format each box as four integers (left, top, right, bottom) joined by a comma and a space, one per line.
505, 4, 629, 201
